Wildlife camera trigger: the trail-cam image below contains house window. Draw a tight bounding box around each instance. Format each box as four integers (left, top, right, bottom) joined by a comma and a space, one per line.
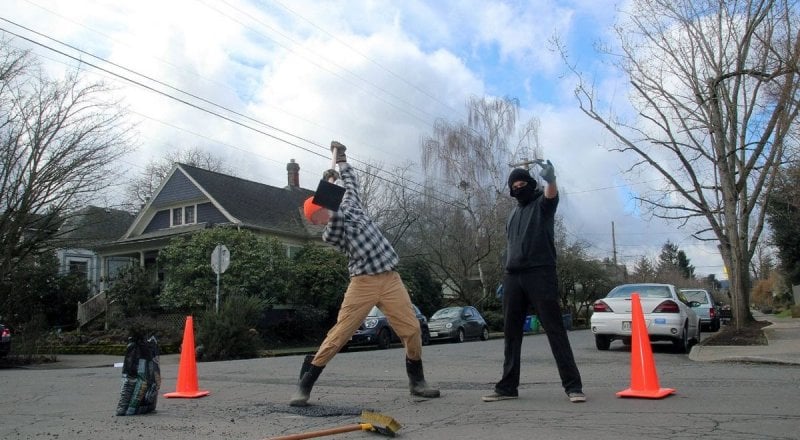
68, 260, 89, 280
172, 208, 183, 226
171, 205, 197, 227
286, 245, 302, 259
185, 205, 195, 224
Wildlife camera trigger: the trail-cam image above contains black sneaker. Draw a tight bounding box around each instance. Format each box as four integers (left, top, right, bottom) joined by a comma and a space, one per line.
481, 391, 518, 402
568, 392, 586, 403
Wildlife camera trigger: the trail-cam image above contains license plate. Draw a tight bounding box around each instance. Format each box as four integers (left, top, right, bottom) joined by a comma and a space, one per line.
622, 321, 631, 331
429, 332, 438, 337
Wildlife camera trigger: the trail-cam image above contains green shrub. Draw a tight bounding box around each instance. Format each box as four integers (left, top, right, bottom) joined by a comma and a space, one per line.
482, 310, 504, 331
195, 296, 265, 361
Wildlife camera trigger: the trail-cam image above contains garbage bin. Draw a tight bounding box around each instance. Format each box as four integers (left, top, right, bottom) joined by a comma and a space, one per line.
530, 315, 540, 333
523, 315, 532, 332
562, 313, 572, 331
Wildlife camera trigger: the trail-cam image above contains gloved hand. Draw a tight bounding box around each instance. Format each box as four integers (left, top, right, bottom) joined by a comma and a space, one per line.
322, 169, 340, 183
535, 159, 556, 184
331, 141, 347, 163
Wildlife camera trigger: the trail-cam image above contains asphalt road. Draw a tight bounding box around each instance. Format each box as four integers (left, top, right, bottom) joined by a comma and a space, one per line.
1, 329, 798, 440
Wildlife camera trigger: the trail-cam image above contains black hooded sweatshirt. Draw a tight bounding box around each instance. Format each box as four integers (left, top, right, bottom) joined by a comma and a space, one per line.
505, 191, 559, 273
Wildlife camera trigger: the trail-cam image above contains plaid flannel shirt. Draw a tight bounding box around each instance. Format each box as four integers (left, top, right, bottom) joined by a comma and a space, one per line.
322, 163, 399, 276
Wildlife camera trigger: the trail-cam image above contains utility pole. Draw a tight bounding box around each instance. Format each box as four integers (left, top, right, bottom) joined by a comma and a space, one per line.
611, 221, 618, 267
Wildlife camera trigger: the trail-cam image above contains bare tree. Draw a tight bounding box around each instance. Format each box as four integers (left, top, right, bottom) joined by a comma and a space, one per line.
562, 0, 800, 329
123, 146, 229, 212
0, 41, 133, 283
357, 161, 422, 248
419, 96, 542, 302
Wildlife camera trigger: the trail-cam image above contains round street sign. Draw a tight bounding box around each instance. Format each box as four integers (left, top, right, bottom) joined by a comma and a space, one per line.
211, 244, 230, 274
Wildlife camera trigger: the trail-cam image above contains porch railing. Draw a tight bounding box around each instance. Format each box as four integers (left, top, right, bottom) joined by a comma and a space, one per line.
77, 291, 107, 329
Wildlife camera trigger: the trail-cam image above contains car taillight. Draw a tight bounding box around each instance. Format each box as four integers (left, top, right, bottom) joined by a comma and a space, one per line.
709, 307, 716, 319
1, 328, 9, 337
592, 300, 613, 312
653, 300, 680, 313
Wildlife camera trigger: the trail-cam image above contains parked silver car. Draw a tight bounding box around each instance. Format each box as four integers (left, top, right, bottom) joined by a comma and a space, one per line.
680, 288, 721, 332
427, 306, 489, 343
590, 283, 702, 353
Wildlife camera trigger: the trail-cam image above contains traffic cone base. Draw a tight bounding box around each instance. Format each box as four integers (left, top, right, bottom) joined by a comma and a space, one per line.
616, 387, 675, 399
617, 293, 674, 399
164, 316, 210, 399
164, 389, 210, 398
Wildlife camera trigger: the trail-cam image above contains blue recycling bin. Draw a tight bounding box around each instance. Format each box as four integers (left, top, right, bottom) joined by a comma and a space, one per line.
523, 315, 540, 333
523, 315, 532, 332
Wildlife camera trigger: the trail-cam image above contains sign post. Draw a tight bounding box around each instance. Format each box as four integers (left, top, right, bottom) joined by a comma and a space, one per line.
210, 244, 230, 314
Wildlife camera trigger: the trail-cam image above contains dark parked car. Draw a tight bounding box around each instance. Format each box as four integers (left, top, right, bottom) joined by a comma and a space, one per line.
0, 323, 11, 357
345, 304, 430, 349
680, 288, 721, 332
427, 306, 489, 343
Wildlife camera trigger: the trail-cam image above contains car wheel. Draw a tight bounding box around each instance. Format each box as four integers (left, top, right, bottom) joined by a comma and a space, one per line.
673, 324, 690, 353
421, 328, 431, 346
454, 328, 465, 343
595, 335, 611, 350
710, 320, 720, 332
480, 326, 489, 341
377, 329, 392, 349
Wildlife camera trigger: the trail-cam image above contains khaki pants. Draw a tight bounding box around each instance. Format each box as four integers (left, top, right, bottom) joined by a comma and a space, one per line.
313, 271, 422, 366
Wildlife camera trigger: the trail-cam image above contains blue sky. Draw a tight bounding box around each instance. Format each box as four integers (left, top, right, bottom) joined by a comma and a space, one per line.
0, 0, 727, 279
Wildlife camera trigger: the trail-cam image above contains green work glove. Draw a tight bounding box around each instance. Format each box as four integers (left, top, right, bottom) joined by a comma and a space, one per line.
535, 159, 556, 184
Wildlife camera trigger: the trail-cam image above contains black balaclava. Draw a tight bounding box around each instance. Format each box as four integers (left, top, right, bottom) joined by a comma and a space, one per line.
507, 168, 540, 205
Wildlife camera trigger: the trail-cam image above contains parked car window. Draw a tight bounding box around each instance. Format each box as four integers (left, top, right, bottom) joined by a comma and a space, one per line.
431, 307, 460, 319
682, 290, 709, 304
607, 285, 670, 299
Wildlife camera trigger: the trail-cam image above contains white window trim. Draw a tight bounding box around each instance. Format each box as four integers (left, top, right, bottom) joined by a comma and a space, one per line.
170, 204, 198, 227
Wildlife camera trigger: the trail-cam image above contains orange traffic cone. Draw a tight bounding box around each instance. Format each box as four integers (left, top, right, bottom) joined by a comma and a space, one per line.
616, 293, 675, 399
164, 316, 210, 398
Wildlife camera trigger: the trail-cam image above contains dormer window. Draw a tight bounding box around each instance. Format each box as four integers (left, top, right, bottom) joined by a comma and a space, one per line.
171, 205, 197, 227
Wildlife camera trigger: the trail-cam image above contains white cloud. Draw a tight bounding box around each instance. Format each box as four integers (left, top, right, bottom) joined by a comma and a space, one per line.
1, 0, 727, 279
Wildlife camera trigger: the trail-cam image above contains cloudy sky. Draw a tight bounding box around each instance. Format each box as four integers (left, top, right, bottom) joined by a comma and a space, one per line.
0, 0, 727, 279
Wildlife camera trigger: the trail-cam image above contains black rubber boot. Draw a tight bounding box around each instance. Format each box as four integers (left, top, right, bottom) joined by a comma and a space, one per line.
290, 355, 324, 406
406, 357, 440, 398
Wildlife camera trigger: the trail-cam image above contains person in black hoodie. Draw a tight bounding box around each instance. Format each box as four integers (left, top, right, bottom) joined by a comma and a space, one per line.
482, 160, 586, 403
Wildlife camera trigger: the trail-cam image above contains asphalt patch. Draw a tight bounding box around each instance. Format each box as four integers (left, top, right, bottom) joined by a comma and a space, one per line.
254, 402, 370, 417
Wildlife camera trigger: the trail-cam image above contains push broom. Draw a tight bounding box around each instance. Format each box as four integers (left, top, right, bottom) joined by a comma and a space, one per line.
265, 410, 401, 439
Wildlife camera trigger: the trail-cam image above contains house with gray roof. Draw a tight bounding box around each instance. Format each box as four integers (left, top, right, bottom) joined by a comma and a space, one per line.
94, 159, 321, 293
54, 206, 135, 296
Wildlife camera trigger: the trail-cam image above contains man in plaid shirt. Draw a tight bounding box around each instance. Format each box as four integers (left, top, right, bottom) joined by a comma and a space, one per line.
290, 141, 440, 407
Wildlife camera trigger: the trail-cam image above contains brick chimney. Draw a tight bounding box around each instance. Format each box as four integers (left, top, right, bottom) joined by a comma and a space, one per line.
287, 159, 300, 188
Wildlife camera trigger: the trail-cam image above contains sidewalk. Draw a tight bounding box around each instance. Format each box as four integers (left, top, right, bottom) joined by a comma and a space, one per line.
689, 314, 800, 365
19, 315, 800, 369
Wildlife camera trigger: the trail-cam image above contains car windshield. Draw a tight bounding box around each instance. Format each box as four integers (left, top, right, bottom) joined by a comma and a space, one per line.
431, 307, 460, 319
681, 290, 709, 304
607, 285, 671, 299
367, 306, 385, 318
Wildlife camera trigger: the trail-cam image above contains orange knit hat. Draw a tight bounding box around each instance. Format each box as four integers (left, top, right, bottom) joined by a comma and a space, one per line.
303, 196, 324, 222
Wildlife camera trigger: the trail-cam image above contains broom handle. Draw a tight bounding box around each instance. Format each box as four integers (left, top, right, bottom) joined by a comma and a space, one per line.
331, 146, 338, 170
266, 423, 368, 440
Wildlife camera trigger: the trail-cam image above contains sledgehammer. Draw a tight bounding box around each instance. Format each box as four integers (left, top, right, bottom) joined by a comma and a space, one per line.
265, 410, 401, 439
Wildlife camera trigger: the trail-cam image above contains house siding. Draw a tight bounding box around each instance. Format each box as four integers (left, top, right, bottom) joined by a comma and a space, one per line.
143, 202, 228, 234
152, 171, 204, 207
144, 210, 170, 233
197, 202, 228, 224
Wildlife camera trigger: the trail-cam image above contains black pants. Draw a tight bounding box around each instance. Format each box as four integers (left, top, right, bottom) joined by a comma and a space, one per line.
494, 267, 583, 395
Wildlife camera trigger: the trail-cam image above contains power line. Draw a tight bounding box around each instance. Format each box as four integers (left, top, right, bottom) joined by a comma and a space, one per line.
9, 3, 454, 200
269, 0, 461, 116
0, 19, 462, 207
